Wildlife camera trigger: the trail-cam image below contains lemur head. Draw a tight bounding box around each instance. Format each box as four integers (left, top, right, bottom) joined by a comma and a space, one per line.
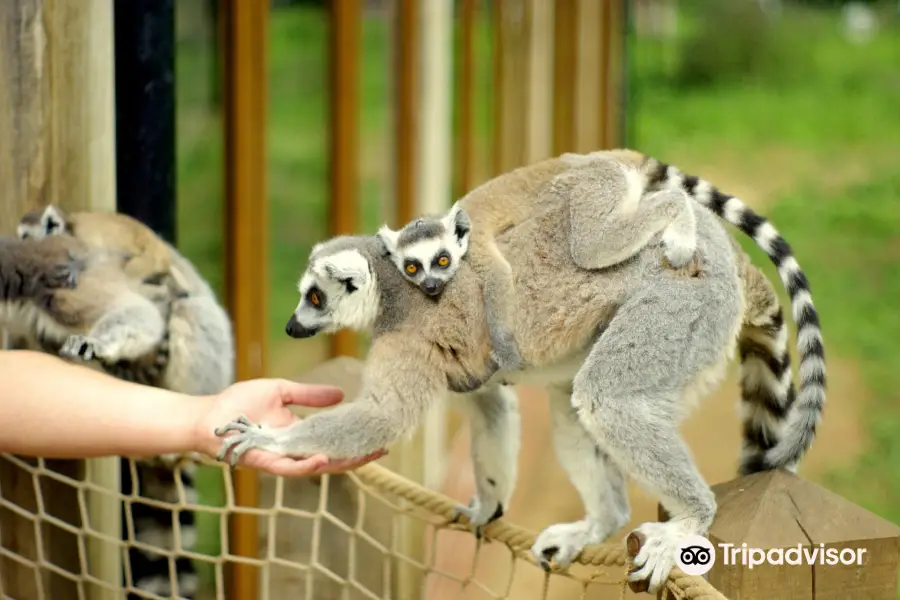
17, 205, 69, 240
376, 202, 471, 298
286, 236, 379, 339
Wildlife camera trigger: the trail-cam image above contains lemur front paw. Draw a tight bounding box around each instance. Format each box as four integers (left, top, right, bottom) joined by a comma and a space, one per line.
215, 414, 285, 467
60, 335, 99, 362
627, 521, 700, 593
48, 260, 81, 289
531, 519, 610, 572
450, 495, 504, 539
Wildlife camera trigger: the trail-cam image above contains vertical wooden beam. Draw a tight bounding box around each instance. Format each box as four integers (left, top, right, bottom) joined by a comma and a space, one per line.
552, 0, 578, 156
0, 1, 118, 599
575, 0, 602, 153
603, 0, 628, 149
395, 0, 419, 225
221, 1, 268, 598
493, 0, 529, 174
525, 0, 554, 164
454, 0, 476, 197
490, 0, 503, 176
328, 0, 362, 359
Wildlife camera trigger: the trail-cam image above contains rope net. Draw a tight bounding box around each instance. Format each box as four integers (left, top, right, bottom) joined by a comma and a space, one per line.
0, 452, 729, 600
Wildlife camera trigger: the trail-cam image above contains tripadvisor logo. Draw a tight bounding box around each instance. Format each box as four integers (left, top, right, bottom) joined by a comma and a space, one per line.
675, 536, 868, 576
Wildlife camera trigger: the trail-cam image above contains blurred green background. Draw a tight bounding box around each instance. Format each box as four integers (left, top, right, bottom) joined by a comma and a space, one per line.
172, 0, 900, 592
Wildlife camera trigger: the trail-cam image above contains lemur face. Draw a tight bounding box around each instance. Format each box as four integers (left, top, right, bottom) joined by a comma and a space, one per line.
377, 203, 471, 298
286, 243, 377, 339
395, 234, 464, 297
17, 205, 66, 240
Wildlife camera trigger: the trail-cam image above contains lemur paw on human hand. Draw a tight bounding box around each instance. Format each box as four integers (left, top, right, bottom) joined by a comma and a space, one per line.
214, 414, 288, 467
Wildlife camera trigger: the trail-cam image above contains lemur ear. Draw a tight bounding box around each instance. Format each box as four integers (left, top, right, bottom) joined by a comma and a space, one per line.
322, 249, 370, 294
443, 202, 471, 251
376, 224, 400, 256
41, 205, 66, 236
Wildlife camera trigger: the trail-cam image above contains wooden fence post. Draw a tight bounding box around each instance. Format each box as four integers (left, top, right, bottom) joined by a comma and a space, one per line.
222, 0, 269, 598
650, 470, 900, 599
0, 2, 119, 600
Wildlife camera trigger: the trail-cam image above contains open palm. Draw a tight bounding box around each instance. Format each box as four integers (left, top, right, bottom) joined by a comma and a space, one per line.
196, 378, 386, 477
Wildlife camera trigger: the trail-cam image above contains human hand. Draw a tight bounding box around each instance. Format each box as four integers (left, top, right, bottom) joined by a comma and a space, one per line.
194, 378, 386, 477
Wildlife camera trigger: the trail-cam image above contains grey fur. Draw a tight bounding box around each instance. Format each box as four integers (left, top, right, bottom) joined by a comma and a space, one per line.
395, 218, 448, 247
0, 235, 83, 302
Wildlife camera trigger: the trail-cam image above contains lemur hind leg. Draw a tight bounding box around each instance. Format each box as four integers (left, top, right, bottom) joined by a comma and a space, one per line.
563, 276, 739, 592
564, 159, 697, 270
450, 384, 521, 537
530, 383, 630, 571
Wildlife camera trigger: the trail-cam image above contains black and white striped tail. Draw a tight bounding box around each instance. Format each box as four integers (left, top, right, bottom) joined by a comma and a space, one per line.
645, 159, 827, 474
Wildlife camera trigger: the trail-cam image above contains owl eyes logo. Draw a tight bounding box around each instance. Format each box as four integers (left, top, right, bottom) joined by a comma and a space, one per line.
676, 535, 716, 575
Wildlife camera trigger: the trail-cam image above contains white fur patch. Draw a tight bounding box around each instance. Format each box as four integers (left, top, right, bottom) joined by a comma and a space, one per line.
693, 180, 714, 207
753, 221, 780, 254
723, 197, 747, 225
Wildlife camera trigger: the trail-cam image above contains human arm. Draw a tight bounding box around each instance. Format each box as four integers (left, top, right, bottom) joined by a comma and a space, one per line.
0, 350, 384, 476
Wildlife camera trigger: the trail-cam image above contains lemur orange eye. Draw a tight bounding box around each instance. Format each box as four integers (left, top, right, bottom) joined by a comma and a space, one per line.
406, 263, 417, 274
309, 292, 320, 306
437, 255, 450, 267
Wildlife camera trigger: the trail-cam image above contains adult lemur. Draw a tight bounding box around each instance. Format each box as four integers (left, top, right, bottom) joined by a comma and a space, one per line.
7, 208, 235, 600
216, 151, 825, 592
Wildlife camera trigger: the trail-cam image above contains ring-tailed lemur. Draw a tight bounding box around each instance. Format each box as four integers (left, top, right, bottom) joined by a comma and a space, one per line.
377, 153, 697, 374
9, 214, 235, 600
213, 153, 824, 591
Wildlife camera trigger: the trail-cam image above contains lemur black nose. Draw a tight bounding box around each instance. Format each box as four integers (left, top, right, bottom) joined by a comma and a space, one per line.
286, 316, 321, 339
285, 316, 298, 337
422, 278, 444, 296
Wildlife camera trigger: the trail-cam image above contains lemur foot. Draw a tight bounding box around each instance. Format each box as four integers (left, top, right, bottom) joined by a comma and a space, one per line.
627, 521, 700, 593
50, 259, 81, 289
450, 495, 504, 539
60, 335, 98, 362
530, 519, 610, 572
215, 414, 284, 467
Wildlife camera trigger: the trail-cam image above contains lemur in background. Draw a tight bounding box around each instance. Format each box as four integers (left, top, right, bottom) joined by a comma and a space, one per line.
215, 150, 825, 592
11, 207, 235, 600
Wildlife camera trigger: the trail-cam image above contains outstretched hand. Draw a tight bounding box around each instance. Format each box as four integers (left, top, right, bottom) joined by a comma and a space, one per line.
194, 379, 386, 477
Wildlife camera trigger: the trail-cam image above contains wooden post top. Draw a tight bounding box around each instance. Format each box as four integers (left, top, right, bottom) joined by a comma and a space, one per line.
663, 469, 900, 599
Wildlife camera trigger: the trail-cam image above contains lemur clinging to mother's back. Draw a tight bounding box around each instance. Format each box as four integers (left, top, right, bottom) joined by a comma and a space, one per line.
9, 206, 235, 600
215, 149, 825, 592
377, 149, 699, 374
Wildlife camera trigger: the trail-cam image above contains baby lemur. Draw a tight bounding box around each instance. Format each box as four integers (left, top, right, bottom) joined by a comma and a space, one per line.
216, 151, 825, 593
378, 151, 697, 373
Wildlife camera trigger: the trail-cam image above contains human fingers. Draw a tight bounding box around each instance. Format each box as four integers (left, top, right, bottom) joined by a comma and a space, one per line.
311, 449, 388, 475
275, 380, 345, 408
247, 453, 331, 477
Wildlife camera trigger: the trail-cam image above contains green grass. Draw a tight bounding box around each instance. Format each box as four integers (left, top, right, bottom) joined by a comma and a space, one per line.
171, 1, 900, 593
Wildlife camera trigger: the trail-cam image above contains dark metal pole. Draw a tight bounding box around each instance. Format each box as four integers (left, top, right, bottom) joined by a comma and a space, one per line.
113, 0, 177, 244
